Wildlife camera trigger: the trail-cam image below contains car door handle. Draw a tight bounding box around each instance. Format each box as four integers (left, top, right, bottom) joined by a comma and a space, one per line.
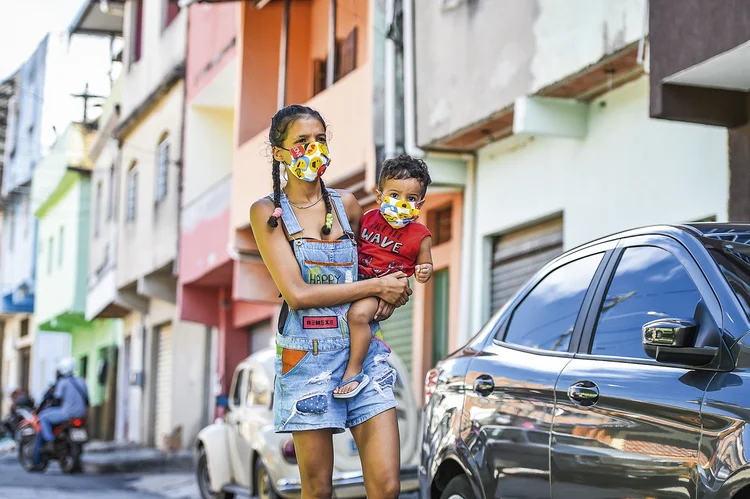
473, 374, 494, 397
567, 381, 599, 407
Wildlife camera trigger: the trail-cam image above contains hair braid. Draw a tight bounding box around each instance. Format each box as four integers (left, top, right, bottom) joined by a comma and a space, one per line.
267, 159, 282, 228
319, 177, 333, 235
267, 104, 328, 231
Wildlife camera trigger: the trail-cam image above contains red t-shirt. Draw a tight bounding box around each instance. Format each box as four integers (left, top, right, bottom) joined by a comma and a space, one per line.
358, 209, 431, 278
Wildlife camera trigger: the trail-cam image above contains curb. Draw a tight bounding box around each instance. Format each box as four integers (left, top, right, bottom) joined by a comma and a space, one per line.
83, 449, 194, 475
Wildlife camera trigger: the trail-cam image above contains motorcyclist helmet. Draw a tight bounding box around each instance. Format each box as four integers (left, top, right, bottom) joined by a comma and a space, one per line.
56, 357, 77, 377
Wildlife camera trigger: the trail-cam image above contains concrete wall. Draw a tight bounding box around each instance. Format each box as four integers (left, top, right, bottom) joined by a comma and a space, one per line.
414, 0, 646, 145
2, 36, 46, 196
185, 2, 237, 104
35, 178, 90, 326
468, 77, 729, 333
121, 0, 187, 118
118, 82, 183, 286
1, 193, 36, 300
87, 81, 122, 317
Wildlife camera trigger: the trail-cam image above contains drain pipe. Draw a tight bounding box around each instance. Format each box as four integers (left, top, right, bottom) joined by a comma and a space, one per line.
384, 0, 397, 158
401, 0, 421, 157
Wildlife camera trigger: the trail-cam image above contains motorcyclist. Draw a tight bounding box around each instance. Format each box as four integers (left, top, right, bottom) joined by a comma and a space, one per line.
33, 357, 89, 466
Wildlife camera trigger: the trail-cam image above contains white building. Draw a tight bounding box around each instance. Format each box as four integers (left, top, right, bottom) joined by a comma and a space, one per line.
413, 0, 731, 340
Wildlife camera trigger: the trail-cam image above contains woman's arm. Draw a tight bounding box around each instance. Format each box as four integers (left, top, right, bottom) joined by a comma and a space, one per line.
249, 198, 411, 310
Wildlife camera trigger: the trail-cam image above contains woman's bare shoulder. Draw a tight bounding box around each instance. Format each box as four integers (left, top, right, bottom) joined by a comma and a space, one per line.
249, 196, 274, 224
334, 189, 360, 210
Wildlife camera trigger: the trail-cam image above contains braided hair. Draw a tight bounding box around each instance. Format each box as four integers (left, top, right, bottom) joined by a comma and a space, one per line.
267, 105, 333, 235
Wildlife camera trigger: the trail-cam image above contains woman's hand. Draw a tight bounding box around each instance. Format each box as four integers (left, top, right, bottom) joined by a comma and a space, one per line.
374, 300, 396, 321
377, 272, 412, 306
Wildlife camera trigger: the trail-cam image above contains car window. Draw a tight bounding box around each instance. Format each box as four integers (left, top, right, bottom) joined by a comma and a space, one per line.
701, 231, 750, 318
590, 246, 702, 359
231, 369, 245, 408
248, 368, 271, 407
244, 369, 254, 406
501, 253, 604, 352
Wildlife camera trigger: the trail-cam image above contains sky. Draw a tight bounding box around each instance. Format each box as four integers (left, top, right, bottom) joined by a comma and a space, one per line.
0, 0, 85, 81
0, 0, 118, 150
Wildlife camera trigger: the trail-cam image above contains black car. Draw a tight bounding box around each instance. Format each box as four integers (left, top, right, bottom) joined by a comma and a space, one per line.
421, 224, 750, 499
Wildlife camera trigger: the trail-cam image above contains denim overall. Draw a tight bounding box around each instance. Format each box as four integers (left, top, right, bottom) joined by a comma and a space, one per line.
272, 190, 398, 433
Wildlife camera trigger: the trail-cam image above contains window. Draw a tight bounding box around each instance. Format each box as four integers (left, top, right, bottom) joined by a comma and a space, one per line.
126, 163, 138, 222
47, 236, 53, 274
95, 180, 103, 237
164, 0, 180, 29
250, 368, 271, 406
431, 205, 453, 246
501, 253, 604, 352
108, 164, 115, 220
80, 356, 89, 379
58, 226, 64, 267
155, 137, 169, 203
20, 318, 28, 338
9, 206, 15, 250
701, 230, 750, 318
590, 246, 702, 360
131, 0, 144, 64
231, 369, 245, 407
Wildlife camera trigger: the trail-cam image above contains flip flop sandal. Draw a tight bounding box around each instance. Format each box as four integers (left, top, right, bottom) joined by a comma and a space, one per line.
333, 372, 370, 399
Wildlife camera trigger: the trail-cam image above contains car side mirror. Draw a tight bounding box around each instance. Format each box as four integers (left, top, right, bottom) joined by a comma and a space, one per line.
642, 318, 718, 367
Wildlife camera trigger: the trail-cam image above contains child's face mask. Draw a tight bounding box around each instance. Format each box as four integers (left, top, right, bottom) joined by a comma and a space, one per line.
283, 141, 330, 182
379, 195, 421, 229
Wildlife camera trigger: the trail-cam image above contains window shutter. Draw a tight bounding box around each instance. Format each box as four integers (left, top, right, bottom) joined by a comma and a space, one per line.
313, 59, 327, 96
337, 27, 358, 81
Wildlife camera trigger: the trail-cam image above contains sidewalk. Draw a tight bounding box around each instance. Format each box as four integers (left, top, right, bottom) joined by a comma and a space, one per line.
82, 441, 194, 474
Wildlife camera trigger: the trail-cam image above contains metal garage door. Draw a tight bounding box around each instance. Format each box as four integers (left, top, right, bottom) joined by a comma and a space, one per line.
379, 278, 415, 374
154, 324, 173, 447
490, 218, 563, 314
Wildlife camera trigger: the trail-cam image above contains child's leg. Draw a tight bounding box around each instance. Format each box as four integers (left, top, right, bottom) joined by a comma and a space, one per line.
335, 297, 379, 395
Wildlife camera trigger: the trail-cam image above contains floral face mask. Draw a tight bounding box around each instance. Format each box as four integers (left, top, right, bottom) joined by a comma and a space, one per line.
282, 141, 330, 182
379, 195, 421, 229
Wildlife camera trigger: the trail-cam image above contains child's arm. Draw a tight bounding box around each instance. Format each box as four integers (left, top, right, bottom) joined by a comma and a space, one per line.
415, 236, 434, 283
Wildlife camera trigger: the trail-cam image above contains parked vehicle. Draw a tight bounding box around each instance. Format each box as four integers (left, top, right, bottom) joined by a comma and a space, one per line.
421, 224, 750, 499
0, 390, 35, 441
17, 412, 88, 474
196, 347, 420, 499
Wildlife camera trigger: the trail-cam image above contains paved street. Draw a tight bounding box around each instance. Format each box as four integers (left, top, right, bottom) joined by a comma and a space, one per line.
0, 453, 203, 499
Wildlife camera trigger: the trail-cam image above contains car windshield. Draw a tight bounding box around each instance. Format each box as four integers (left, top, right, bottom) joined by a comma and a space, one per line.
701, 229, 750, 318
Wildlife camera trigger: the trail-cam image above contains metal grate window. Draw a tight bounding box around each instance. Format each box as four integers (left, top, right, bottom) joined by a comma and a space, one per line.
127, 165, 138, 222
155, 138, 169, 203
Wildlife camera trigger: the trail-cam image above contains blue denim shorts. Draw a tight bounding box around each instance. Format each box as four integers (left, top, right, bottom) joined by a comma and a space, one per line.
274, 323, 398, 434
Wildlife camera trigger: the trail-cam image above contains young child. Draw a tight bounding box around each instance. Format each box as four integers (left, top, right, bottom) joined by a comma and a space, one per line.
334, 154, 433, 398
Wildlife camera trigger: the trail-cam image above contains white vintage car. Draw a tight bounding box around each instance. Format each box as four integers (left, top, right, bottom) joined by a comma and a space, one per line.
195, 347, 421, 499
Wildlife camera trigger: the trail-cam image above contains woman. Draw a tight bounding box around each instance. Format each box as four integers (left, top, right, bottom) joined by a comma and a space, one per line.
249, 105, 411, 499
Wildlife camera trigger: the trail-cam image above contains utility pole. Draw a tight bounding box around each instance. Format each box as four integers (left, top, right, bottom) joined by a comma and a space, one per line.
71, 83, 105, 124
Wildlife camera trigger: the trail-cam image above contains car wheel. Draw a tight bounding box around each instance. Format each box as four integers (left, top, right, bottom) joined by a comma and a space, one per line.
196, 448, 234, 499
440, 474, 475, 499
255, 459, 280, 499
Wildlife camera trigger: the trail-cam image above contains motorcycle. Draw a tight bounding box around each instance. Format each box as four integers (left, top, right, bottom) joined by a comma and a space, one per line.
16, 387, 88, 473
1, 393, 35, 441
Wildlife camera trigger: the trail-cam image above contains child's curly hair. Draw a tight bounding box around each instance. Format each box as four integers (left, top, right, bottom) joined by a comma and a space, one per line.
378, 154, 432, 197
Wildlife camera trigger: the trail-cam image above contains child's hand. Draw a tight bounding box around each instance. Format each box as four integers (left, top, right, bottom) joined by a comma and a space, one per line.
415, 263, 433, 283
